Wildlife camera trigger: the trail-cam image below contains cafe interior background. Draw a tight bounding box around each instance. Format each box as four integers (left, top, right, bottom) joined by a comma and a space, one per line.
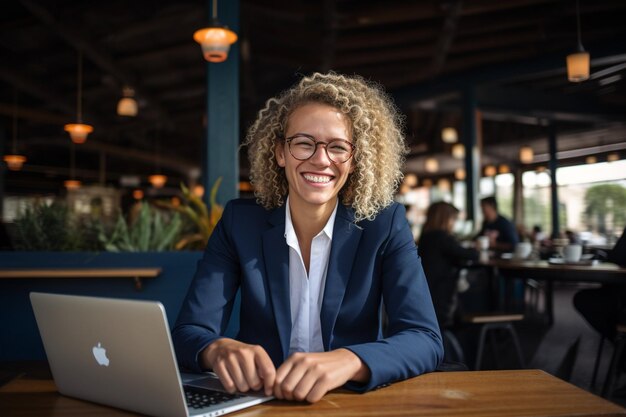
1, 0, 625, 248
1, 0, 626, 392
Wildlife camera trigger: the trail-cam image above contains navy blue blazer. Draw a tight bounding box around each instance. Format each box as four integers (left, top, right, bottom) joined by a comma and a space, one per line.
173, 198, 443, 392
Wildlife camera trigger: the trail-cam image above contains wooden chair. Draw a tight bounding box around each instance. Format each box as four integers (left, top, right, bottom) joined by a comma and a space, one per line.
463, 312, 525, 370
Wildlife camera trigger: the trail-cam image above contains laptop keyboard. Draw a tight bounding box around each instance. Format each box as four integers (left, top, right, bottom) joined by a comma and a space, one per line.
184, 385, 245, 409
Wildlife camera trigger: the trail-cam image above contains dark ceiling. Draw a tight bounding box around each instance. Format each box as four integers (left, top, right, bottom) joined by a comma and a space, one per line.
1, 0, 625, 195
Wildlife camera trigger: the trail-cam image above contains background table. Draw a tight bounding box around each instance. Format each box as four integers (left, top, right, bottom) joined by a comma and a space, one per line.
486, 260, 626, 324
1, 369, 624, 416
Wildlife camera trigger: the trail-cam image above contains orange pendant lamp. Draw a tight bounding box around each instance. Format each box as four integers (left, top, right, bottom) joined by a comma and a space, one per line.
193, 0, 238, 63
65, 51, 93, 144
4, 90, 27, 171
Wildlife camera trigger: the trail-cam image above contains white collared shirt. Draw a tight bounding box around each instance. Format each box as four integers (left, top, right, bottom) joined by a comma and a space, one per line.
284, 197, 337, 355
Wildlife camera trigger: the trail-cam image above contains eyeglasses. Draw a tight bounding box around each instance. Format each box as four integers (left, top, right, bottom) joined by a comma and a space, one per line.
284, 134, 355, 164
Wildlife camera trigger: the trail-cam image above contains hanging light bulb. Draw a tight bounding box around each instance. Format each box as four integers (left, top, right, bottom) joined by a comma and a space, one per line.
441, 127, 458, 144
452, 143, 465, 159
566, 0, 590, 82
132, 189, 144, 200
404, 173, 418, 187
65, 51, 94, 143
193, 0, 238, 63
64, 180, 82, 190
425, 157, 439, 173
117, 86, 138, 116
519, 145, 534, 164
4, 89, 27, 171
437, 178, 451, 191
484, 165, 497, 177
149, 174, 168, 188
193, 184, 205, 197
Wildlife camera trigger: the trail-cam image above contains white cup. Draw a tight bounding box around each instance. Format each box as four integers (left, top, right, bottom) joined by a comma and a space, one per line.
563, 244, 582, 263
477, 236, 490, 251
514, 242, 532, 260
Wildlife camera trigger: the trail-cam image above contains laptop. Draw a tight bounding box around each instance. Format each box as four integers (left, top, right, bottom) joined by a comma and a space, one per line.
30, 292, 273, 417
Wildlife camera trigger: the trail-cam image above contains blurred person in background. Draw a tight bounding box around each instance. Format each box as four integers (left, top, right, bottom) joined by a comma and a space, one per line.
478, 196, 519, 253
418, 202, 480, 329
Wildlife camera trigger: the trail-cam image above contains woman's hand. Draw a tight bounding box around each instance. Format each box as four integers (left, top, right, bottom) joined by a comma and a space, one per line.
201, 338, 276, 396
273, 348, 370, 403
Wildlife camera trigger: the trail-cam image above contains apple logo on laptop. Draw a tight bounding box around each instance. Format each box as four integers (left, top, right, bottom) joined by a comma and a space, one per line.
92, 342, 110, 366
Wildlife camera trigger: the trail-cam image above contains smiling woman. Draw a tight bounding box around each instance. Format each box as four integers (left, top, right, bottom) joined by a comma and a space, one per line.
244, 72, 407, 222
172, 72, 442, 404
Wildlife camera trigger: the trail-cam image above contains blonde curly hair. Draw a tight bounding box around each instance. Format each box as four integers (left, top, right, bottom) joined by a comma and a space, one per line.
243, 72, 407, 222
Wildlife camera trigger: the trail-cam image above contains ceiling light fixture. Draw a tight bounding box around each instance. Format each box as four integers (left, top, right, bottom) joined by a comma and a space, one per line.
404, 173, 418, 187
64, 51, 93, 144
193, 0, 238, 63
452, 143, 465, 159
149, 174, 167, 188
566, 0, 590, 82
519, 145, 534, 164
149, 129, 167, 188
425, 157, 439, 173
498, 164, 510, 174
4, 90, 27, 171
441, 127, 458, 144
437, 178, 451, 191
117, 86, 138, 117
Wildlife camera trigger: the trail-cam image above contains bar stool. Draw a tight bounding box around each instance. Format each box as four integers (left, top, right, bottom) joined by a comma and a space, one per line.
463, 312, 525, 370
602, 324, 626, 399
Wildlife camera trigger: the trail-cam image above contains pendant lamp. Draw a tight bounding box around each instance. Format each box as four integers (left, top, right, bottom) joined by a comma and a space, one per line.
64, 51, 93, 143
117, 86, 138, 117
4, 90, 27, 171
193, 0, 238, 63
566, 0, 590, 82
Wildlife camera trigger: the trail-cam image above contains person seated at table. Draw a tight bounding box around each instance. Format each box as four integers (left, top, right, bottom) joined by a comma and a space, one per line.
477, 196, 519, 253
574, 226, 626, 341
173, 72, 443, 403
418, 202, 479, 329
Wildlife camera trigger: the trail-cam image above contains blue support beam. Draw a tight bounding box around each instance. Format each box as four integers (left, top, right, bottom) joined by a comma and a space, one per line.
203, 0, 240, 205
548, 124, 560, 239
462, 86, 480, 225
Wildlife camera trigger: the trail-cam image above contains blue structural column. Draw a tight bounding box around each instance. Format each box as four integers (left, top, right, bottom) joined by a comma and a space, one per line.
462, 86, 480, 225
203, 0, 240, 205
548, 123, 560, 239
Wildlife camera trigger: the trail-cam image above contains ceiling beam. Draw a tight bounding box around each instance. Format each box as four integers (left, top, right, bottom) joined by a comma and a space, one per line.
22, 136, 198, 176
19, 0, 175, 129
391, 41, 626, 107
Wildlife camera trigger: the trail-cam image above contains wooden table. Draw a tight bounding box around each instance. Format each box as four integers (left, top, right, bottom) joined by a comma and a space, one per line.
486, 260, 626, 324
1, 369, 624, 416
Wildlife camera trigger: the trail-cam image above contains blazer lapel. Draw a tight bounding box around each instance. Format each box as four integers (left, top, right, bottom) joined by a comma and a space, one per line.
320, 204, 363, 349
262, 205, 291, 361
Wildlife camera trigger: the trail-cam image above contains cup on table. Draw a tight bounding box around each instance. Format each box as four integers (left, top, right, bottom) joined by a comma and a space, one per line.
563, 244, 582, 263
514, 242, 532, 260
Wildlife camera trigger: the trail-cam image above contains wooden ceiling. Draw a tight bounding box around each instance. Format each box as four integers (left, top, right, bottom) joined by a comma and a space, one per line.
1, 0, 625, 194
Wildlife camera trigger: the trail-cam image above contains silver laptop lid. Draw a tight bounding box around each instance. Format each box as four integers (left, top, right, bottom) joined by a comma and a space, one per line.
30, 292, 189, 417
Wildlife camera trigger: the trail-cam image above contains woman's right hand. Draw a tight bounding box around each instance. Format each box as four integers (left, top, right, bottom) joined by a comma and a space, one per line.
201, 338, 276, 396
